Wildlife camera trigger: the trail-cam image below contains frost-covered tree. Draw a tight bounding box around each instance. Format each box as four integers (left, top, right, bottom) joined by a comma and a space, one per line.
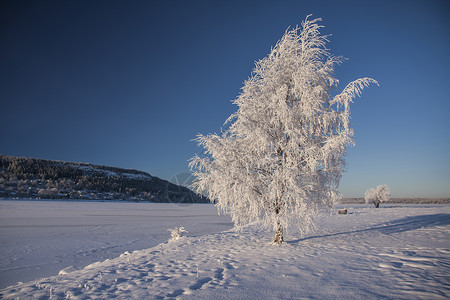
365, 185, 390, 208
190, 16, 377, 244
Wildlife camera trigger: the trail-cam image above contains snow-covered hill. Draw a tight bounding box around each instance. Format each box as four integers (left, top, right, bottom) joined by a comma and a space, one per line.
0, 154, 207, 203
1, 201, 448, 299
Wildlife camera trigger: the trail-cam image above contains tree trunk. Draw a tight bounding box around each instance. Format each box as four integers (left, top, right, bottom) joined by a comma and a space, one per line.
273, 223, 283, 244
375, 201, 380, 208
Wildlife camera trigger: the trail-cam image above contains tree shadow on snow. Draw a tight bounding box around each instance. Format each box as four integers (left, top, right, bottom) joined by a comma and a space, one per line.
288, 213, 450, 244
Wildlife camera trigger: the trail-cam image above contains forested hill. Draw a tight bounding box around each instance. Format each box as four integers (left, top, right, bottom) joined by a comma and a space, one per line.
0, 154, 207, 203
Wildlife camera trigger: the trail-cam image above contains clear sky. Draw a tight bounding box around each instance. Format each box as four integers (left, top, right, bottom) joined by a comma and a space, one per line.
1, 0, 449, 198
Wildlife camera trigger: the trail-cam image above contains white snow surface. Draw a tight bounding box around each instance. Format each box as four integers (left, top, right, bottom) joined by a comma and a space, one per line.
0, 200, 232, 289
1, 201, 449, 299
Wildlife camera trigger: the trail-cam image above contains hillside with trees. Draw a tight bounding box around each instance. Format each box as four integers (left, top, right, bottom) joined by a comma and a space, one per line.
0, 154, 207, 203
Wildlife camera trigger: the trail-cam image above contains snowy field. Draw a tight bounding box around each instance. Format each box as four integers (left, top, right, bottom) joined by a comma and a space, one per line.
1, 201, 449, 299
0, 200, 233, 289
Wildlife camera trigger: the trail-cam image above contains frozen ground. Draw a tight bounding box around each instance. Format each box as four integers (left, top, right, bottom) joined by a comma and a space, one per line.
0, 200, 232, 289
1, 201, 449, 299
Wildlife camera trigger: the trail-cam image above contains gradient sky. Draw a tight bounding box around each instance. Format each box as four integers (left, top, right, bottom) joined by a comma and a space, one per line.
1, 0, 449, 198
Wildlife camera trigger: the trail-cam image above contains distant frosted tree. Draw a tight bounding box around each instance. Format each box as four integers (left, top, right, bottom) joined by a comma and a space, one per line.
190, 16, 377, 244
365, 185, 390, 208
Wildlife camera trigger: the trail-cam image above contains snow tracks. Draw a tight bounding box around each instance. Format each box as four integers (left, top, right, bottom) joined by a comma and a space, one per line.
1, 205, 449, 299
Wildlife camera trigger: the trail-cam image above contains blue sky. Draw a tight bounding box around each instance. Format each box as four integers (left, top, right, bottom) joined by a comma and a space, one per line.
1, 0, 449, 198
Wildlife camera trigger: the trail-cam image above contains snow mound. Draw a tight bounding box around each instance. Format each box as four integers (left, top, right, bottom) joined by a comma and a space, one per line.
119, 251, 131, 258
58, 266, 79, 276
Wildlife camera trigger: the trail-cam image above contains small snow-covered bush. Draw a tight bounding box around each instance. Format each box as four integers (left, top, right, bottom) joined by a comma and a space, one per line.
365, 185, 390, 208
168, 227, 187, 242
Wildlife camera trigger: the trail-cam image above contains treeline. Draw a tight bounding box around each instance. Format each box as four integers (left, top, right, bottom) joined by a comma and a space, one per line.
0, 154, 208, 203
1, 155, 146, 180
339, 198, 450, 204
